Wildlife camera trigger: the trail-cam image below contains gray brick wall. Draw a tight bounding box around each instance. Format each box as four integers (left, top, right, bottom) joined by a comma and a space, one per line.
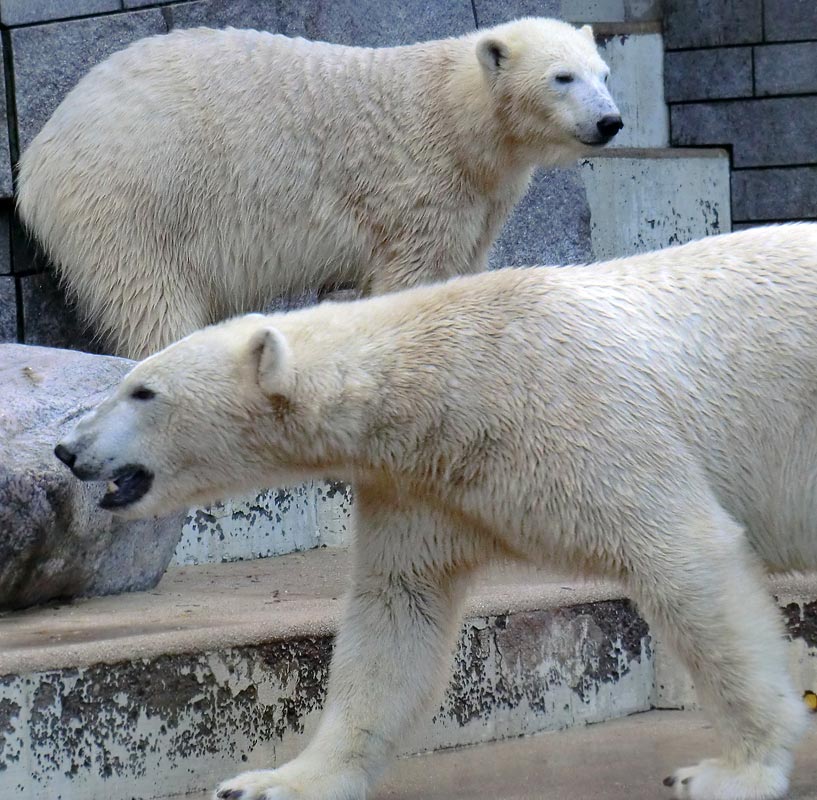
664, 0, 817, 227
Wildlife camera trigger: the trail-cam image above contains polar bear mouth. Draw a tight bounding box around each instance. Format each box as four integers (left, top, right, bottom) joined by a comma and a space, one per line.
99, 465, 154, 509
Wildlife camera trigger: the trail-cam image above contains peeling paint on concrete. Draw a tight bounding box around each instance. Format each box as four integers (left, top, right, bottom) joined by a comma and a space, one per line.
173, 481, 350, 566
0, 600, 653, 799
579, 152, 731, 261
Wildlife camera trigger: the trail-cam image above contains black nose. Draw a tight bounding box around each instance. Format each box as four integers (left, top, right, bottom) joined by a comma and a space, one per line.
54, 443, 77, 469
597, 115, 624, 140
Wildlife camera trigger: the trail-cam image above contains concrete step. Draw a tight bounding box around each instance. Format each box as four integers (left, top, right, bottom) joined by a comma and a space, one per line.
179, 710, 817, 800
1, 548, 815, 800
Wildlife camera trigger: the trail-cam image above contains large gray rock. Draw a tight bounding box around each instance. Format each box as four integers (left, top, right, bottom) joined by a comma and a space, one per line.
0, 344, 184, 609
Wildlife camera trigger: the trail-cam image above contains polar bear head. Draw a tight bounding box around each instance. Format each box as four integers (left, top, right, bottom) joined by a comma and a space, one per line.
475, 18, 622, 158
54, 315, 306, 519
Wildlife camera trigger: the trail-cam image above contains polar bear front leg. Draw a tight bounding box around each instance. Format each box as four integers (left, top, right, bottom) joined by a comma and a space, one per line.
631, 503, 809, 800
213, 501, 474, 800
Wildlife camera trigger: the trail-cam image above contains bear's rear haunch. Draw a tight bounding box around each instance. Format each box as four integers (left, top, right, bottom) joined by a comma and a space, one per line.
58, 225, 817, 800
17, 17, 620, 359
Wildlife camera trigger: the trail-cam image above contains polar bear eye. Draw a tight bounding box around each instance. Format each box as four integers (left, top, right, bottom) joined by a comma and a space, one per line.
131, 386, 156, 401
555, 73, 575, 84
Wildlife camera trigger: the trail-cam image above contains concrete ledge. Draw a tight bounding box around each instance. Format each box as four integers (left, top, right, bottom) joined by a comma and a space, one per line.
0, 549, 626, 675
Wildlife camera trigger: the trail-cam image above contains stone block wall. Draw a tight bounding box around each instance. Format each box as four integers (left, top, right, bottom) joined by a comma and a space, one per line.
664, 0, 817, 226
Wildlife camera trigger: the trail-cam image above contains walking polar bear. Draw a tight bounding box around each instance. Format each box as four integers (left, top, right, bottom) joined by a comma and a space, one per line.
18, 17, 620, 358
56, 224, 816, 800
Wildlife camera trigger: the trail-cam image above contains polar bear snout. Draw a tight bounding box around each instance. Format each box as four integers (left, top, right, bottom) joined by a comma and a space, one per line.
596, 114, 623, 142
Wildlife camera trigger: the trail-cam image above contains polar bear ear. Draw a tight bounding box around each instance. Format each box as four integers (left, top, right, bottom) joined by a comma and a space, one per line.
476, 34, 511, 76
248, 325, 293, 398
580, 24, 595, 42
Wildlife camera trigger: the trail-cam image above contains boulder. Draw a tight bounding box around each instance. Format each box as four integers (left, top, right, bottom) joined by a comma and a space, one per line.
0, 343, 183, 609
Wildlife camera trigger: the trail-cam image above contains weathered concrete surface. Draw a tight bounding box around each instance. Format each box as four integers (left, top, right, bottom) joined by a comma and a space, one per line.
0, 344, 184, 609
0, 552, 654, 799
181, 710, 817, 800
1, 551, 814, 800
174, 482, 352, 565
597, 29, 669, 148
580, 148, 731, 260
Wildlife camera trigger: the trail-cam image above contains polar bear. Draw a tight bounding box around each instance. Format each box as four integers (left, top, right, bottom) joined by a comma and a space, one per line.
55, 224, 816, 800
17, 18, 620, 358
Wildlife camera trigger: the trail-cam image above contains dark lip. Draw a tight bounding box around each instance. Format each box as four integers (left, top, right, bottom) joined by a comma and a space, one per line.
579, 137, 613, 147
99, 465, 154, 510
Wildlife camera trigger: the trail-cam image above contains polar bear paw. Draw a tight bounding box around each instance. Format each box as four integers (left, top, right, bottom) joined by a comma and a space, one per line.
663, 758, 789, 800
213, 765, 367, 800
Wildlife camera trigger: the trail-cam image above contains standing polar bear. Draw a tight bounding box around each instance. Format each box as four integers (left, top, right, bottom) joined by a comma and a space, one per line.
17, 17, 621, 358
57, 225, 816, 800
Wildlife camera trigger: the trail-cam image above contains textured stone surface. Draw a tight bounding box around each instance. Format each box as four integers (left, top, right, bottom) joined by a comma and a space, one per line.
755, 42, 817, 97
664, 0, 762, 48
474, 0, 662, 25
11, 8, 167, 152
0, 275, 16, 341
0, 344, 184, 610
19, 270, 102, 353
671, 97, 817, 169
489, 167, 592, 268
664, 47, 753, 102
764, 0, 817, 42
0, 595, 652, 798
169, 0, 474, 45
0, 0, 120, 26
173, 481, 352, 565
579, 151, 731, 259
731, 167, 817, 222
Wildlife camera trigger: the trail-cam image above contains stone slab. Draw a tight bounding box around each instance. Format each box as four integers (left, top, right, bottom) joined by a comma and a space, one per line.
11, 8, 167, 153
731, 167, 817, 222
764, 0, 817, 42
0, 550, 653, 799
173, 481, 353, 565
0, 344, 185, 610
489, 166, 592, 268
474, 0, 663, 26
598, 31, 668, 147
0, 274, 16, 341
664, 0, 762, 49
671, 97, 817, 169
0, 0, 121, 26
0, 39, 12, 199
579, 149, 731, 260
664, 47, 753, 102
168, 0, 474, 45
755, 42, 817, 97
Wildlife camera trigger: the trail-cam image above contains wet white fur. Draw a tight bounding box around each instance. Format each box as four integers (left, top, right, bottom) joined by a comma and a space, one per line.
60, 225, 816, 799
18, 17, 617, 358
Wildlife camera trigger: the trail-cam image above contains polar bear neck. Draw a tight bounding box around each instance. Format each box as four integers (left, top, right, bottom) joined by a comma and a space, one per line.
270, 272, 538, 487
